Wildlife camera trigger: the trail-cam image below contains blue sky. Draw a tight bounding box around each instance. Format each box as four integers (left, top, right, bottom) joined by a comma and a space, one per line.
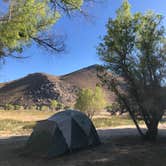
0, 0, 166, 82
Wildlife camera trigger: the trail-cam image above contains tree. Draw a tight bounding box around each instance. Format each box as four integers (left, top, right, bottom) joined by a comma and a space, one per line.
50, 100, 58, 110
106, 103, 122, 115
0, 0, 87, 58
98, 0, 166, 141
75, 86, 106, 119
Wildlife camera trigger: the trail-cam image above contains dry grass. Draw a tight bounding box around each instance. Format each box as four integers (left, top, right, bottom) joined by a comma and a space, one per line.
0, 110, 137, 136
0, 110, 55, 122
0, 110, 164, 137
93, 117, 136, 128
0, 110, 166, 165
0, 119, 35, 136
0, 110, 55, 136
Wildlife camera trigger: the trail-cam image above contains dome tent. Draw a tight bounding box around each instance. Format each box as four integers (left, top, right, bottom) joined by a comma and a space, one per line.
26, 110, 100, 157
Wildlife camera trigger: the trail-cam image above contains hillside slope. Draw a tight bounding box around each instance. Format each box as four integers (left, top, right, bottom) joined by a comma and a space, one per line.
0, 65, 115, 108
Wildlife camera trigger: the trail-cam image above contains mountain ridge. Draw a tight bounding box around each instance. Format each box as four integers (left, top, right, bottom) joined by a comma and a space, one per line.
0, 64, 115, 109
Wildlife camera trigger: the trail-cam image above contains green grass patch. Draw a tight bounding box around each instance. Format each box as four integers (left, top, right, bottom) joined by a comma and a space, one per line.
93, 117, 135, 128
0, 116, 144, 135
0, 119, 36, 133
0, 110, 147, 135
0, 110, 55, 122
0, 117, 136, 135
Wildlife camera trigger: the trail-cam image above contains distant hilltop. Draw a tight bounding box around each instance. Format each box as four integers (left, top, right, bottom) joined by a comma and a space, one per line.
0, 65, 116, 109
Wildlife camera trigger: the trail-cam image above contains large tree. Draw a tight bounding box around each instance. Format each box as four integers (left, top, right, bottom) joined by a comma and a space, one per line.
0, 0, 91, 58
98, 0, 166, 141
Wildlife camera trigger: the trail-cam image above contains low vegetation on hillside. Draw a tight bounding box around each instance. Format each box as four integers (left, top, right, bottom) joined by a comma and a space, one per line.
0, 110, 136, 136
1, 109, 166, 136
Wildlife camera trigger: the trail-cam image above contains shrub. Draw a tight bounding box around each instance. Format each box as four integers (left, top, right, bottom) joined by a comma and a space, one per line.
106, 103, 121, 115
50, 100, 58, 110
40, 105, 50, 111
57, 103, 64, 110
64, 105, 72, 110
28, 105, 37, 110
5, 104, 15, 110
14, 105, 21, 110
75, 86, 106, 119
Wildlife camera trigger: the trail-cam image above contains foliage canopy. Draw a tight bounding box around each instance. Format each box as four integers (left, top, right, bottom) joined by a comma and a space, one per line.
0, 0, 84, 57
98, 0, 166, 141
75, 86, 106, 119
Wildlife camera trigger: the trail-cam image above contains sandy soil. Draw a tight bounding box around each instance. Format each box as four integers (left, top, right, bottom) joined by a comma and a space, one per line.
0, 126, 166, 166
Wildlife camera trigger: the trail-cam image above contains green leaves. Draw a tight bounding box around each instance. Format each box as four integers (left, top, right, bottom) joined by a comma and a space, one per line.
98, 0, 166, 84
0, 0, 58, 56
50, 100, 58, 110
98, 0, 166, 140
116, 0, 131, 20
75, 87, 106, 118
0, 0, 84, 57
61, 0, 83, 9
98, 0, 137, 75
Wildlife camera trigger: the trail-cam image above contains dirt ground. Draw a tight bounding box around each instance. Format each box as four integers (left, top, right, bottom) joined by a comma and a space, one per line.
0, 127, 166, 166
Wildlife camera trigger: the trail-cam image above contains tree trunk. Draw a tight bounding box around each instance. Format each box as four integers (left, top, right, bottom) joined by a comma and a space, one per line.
129, 111, 145, 138
144, 121, 159, 141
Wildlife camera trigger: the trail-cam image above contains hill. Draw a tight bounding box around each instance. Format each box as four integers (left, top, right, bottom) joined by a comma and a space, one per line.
0, 65, 115, 109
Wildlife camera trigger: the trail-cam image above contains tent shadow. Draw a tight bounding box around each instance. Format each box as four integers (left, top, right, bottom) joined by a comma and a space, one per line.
0, 129, 166, 166
97, 127, 166, 144
0, 135, 28, 144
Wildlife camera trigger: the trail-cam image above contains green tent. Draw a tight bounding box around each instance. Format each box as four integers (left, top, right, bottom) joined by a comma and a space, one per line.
26, 110, 100, 157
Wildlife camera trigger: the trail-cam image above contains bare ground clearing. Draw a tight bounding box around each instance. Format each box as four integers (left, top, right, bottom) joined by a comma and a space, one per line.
0, 126, 166, 166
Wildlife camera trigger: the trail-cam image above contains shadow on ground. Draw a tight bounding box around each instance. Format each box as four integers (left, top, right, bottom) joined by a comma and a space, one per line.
0, 128, 166, 166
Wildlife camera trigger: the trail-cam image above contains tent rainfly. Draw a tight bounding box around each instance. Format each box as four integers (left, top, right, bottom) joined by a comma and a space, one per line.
25, 110, 100, 157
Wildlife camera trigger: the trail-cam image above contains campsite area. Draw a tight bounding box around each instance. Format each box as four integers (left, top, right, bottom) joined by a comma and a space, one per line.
1, 127, 166, 166
0, 110, 166, 166
0, 0, 166, 165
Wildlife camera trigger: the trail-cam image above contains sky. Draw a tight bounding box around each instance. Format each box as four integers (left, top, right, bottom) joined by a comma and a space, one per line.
0, 0, 166, 82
